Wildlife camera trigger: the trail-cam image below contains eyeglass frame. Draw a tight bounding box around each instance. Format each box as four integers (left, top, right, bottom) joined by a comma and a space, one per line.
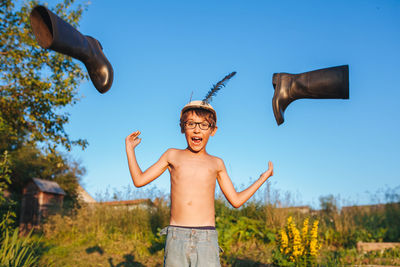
184, 120, 214, 130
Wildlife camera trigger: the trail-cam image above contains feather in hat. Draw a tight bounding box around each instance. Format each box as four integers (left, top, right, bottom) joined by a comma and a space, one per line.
202, 71, 236, 104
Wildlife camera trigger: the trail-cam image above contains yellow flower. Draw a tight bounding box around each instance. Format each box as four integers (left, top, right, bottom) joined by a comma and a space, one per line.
309, 220, 319, 256
301, 218, 309, 254
286, 216, 304, 258
280, 229, 289, 252
277, 216, 320, 264
301, 218, 309, 240
292, 226, 302, 257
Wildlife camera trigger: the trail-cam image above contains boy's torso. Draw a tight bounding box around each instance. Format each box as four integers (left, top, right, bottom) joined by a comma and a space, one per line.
167, 148, 220, 227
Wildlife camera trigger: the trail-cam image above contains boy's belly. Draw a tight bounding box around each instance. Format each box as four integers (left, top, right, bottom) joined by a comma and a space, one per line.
169, 195, 216, 227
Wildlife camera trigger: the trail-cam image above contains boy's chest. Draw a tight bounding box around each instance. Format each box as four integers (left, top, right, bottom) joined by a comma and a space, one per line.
169, 157, 218, 180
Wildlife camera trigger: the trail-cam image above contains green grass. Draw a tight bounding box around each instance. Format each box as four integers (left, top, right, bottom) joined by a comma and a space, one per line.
1, 186, 398, 266
30, 194, 400, 266
38, 204, 167, 266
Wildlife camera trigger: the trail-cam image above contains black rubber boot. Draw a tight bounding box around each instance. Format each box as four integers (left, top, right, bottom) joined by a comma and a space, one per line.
30, 5, 113, 94
272, 65, 349, 125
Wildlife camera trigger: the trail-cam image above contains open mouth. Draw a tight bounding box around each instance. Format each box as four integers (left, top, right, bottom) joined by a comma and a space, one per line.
191, 136, 202, 145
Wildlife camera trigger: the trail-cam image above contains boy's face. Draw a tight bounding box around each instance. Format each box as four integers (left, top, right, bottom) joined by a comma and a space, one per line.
183, 111, 217, 153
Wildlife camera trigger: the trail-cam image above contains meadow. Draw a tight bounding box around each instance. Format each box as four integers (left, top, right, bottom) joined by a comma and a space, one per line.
2, 185, 400, 266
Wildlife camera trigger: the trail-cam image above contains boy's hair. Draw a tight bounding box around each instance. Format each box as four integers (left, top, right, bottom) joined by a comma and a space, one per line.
180, 108, 216, 133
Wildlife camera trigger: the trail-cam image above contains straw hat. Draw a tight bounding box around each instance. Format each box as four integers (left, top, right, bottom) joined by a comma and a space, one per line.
180, 100, 217, 121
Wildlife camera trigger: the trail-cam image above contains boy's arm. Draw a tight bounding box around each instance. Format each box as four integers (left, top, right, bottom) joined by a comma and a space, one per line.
216, 158, 273, 208
125, 131, 170, 187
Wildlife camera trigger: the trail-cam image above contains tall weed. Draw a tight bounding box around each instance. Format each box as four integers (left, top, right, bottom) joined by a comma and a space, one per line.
0, 228, 40, 267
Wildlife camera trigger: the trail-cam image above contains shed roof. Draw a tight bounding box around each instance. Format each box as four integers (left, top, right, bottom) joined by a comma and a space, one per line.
32, 178, 66, 195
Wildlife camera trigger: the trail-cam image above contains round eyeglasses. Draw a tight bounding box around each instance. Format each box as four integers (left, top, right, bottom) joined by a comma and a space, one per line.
184, 121, 212, 130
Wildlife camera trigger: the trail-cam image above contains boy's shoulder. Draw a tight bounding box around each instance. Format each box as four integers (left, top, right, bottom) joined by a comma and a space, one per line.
164, 148, 183, 155
210, 155, 224, 168
207, 153, 223, 162
162, 148, 184, 159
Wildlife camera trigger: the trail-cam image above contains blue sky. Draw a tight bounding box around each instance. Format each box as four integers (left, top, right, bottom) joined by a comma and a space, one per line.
59, 0, 399, 207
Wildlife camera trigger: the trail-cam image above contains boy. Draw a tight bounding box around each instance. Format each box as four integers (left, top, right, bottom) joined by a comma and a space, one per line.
125, 100, 273, 267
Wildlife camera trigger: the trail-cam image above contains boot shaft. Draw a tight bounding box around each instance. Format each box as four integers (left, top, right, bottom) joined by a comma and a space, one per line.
30, 6, 90, 62
290, 65, 349, 100
272, 65, 350, 125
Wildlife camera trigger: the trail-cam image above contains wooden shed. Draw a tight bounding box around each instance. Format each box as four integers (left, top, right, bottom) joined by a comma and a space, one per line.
19, 178, 66, 232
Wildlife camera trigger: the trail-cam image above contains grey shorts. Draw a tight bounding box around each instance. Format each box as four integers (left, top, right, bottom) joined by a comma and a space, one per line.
160, 226, 221, 267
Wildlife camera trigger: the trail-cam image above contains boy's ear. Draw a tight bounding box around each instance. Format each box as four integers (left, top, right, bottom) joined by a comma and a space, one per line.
210, 126, 218, 136
180, 122, 185, 133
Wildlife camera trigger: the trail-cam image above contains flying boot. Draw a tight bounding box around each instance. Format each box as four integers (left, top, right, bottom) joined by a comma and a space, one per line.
272, 65, 349, 125
30, 5, 113, 94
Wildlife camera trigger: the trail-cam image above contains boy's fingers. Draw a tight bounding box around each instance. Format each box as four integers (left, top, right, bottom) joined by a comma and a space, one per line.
129, 131, 141, 138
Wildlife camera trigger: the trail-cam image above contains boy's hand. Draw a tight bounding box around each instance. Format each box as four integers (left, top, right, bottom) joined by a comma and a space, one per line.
125, 131, 142, 149
261, 161, 274, 180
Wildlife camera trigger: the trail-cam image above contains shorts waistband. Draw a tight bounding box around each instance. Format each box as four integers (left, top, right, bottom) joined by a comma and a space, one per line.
159, 225, 218, 237
169, 225, 216, 230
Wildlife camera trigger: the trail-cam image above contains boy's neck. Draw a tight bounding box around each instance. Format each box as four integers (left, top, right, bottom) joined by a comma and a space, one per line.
185, 146, 208, 156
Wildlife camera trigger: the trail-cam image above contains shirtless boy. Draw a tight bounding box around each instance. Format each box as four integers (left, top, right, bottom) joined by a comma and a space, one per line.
125, 100, 274, 267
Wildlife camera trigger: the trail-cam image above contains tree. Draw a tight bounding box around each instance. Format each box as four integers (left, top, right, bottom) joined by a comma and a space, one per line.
0, 0, 90, 216
0, 0, 88, 152
0, 150, 16, 233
